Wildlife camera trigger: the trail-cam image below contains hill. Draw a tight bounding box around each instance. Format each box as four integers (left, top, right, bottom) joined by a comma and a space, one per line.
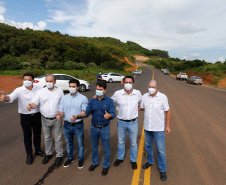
0, 23, 169, 73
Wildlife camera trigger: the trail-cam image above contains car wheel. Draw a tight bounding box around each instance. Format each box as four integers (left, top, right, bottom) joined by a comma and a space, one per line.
200, 83, 202, 85
79, 84, 86, 92
108, 78, 113, 83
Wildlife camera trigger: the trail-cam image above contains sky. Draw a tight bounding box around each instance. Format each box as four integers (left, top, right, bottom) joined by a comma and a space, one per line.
0, 0, 226, 63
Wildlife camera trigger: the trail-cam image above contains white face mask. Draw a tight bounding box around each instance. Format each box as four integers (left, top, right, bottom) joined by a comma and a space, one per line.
124, 83, 133, 91
69, 88, 77, 94
149, 88, 157, 95
23, 80, 32, 87
46, 82, 54, 89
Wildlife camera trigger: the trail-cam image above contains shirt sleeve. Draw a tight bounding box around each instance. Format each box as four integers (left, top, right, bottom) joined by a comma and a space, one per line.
140, 95, 145, 109
7, 88, 20, 103
108, 98, 116, 120
85, 98, 93, 117
32, 89, 41, 105
59, 96, 65, 112
111, 92, 117, 102
162, 95, 170, 111
81, 96, 88, 111
138, 91, 142, 103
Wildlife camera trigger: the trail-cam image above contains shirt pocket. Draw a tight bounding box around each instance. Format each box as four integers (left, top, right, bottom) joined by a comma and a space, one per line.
154, 100, 163, 109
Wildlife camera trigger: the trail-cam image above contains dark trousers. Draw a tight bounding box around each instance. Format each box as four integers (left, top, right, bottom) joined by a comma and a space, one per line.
20, 112, 42, 155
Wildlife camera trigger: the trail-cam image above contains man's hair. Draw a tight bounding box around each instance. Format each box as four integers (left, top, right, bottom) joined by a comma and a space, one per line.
96, 80, 107, 89
99, 71, 101, 73
23, 72, 34, 80
69, 79, 80, 87
123, 75, 134, 83
46, 74, 56, 81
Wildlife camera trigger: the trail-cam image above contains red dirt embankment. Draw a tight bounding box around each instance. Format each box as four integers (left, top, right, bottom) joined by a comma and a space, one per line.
0, 76, 23, 94
111, 55, 137, 71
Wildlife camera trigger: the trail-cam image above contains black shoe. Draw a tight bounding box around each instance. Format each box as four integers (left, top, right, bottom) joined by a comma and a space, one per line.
78, 159, 84, 169
35, 151, 46, 157
142, 162, 152, 169
63, 159, 74, 168
160, 172, 167, 181
89, 164, 98, 171
26, 155, 33, 165
131, 162, 137, 169
55, 157, 63, 166
102, 167, 109, 176
42, 155, 52, 164
114, 159, 123, 167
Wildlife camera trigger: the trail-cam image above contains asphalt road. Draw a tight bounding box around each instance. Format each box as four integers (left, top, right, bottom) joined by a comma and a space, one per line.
0, 64, 226, 185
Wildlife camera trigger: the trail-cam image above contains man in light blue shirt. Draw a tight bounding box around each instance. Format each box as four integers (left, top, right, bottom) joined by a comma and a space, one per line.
57, 79, 88, 169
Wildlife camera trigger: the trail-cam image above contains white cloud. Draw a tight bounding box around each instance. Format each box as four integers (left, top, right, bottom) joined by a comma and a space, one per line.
214, 52, 220, 55
218, 57, 225, 62
45, 0, 226, 53
0, 3, 47, 30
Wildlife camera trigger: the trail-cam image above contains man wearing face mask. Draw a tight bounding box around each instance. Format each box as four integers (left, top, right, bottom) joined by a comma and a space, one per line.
111, 75, 142, 170
139, 80, 171, 181
27, 74, 64, 166
0, 72, 45, 165
96, 71, 103, 82
76, 80, 115, 176
56, 79, 88, 169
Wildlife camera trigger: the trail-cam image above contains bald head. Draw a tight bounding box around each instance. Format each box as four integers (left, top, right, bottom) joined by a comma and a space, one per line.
149, 80, 158, 88
46, 74, 56, 82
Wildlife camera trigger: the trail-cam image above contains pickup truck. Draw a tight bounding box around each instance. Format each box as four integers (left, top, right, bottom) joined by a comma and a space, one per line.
176, 72, 188, 80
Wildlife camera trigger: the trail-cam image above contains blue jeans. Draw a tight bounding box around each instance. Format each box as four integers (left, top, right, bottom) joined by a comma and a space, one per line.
90, 124, 111, 168
117, 119, 138, 162
63, 121, 84, 160
144, 130, 167, 172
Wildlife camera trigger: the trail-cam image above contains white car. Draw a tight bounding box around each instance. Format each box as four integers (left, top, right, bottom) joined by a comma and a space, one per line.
34, 74, 90, 92
101, 72, 125, 83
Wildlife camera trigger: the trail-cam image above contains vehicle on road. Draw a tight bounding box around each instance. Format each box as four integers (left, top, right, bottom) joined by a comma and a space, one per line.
187, 76, 203, 85
34, 74, 90, 92
132, 70, 142, 75
163, 69, 170, 75
101, 72, 125, 83
176, 72, 188, 80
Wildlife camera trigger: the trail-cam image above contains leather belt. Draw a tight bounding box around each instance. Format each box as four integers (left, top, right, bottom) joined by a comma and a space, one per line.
41, 115, 56, 120
119, 118, 137, 122
92, 123, 109, 129
65, 120, 83, 126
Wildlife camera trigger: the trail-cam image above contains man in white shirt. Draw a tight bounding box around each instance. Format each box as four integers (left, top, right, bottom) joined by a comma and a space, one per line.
111, 76, 142, 169
27, 74, 64, 166
0, 72, 45, 165
139, 80, 171, 181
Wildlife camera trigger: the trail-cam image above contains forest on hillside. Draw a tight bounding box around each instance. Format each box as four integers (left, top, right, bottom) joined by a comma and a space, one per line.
0, 23, 169, 72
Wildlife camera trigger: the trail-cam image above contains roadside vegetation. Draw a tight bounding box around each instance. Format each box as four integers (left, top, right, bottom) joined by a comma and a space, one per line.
144, 57, 226, 86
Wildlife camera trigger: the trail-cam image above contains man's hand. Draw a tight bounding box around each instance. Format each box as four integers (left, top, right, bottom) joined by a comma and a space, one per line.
0, 91, 6, 101
70, 115, 77, 122
104, 111, 111, 119
165, 126, 171, 135
27, 103, 32, 111
80, 109, 86, 117
56, 113, 61, 121
92, 95, 97, 99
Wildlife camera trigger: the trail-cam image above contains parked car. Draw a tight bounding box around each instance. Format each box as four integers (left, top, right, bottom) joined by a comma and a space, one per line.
187, 76, 203, 85
132, 70, 142, 75
101, 72, 124, 83
164, 69, 170, 75
176, 72, 188, 80
34, 74, 90, 92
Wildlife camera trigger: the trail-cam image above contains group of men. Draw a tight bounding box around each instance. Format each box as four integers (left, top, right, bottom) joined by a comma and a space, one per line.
0, 72, 171, 181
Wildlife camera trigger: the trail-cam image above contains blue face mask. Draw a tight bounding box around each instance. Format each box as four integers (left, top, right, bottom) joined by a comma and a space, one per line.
96, 90, 104, 97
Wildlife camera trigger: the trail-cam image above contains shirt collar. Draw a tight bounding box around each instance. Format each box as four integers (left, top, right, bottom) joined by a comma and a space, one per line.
70, 92, 80, 97
148, 91, 159, 97
96, 94, 106, 100
22, 84, 35, 91
121, 89, 136, 95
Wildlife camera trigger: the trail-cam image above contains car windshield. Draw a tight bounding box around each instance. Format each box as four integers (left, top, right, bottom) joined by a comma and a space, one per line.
182, 73, 186, 75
